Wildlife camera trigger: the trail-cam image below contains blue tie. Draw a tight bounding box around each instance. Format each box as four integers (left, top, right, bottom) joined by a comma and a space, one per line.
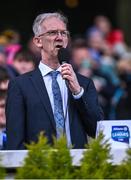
50, 71, 64, 138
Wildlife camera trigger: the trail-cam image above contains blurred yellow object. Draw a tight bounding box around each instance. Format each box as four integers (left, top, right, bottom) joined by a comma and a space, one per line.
65, 0, 79, 8
2, 29, 20, 44
0, 35, 8, 46
2, 29, 16, 40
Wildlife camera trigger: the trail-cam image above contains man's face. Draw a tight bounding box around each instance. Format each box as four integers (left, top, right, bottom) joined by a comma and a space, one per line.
37, 17, 69, 58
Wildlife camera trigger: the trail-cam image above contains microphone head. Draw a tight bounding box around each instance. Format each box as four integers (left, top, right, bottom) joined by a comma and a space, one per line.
58, 48, 70, 64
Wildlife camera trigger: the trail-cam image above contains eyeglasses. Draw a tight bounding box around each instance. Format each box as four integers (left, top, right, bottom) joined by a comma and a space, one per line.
38, 30, 69, 37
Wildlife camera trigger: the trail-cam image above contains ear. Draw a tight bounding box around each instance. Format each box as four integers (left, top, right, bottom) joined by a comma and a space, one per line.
33, 37, 43, 48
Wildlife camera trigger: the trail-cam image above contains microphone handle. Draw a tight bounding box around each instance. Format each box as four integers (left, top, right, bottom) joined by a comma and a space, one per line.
65, 79, 69, 87
62, 61, 69, 87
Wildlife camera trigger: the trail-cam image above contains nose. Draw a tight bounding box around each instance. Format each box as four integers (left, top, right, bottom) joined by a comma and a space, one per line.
56, 31, 63, 38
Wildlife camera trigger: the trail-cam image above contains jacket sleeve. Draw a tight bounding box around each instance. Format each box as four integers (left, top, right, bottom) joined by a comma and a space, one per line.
6, 79, 26, 150
74, 78, 104, 138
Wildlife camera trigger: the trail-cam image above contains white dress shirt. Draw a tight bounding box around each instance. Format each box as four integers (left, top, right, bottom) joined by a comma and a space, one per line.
39, 61, 84, 147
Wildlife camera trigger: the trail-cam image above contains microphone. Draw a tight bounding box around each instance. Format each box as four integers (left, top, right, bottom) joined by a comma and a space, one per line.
58, 47, 70, 86
58, 48, 70, 130
58, 47, 70, 65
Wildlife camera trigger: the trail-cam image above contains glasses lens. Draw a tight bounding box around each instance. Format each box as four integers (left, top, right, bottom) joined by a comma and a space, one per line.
38, 30, 69, 37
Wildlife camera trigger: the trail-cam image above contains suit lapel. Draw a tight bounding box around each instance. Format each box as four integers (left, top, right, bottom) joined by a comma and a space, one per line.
29, 68, 56, 129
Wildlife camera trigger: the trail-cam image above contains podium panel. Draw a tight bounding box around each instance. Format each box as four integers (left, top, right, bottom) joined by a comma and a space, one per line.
96, 120, 131, 149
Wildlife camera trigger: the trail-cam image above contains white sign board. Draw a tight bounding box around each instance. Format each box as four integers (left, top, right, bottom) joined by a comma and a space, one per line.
96, 120, 131, 149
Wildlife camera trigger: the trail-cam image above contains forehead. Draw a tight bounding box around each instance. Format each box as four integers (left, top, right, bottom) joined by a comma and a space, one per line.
41, 17, 67, 31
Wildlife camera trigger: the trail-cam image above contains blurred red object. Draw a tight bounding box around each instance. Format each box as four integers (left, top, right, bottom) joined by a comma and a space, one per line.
5, 44, 21, 65
106, 29, 124, 45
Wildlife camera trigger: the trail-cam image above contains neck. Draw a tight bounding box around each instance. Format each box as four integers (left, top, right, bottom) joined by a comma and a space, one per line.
41, 53, 60, 70
41, 59, 60, 70
41, 58, 60, 70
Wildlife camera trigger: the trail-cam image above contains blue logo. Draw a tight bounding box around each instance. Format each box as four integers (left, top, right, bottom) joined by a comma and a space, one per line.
111, 126, 130, 144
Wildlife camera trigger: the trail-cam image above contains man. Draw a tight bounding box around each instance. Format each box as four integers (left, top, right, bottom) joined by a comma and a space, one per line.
6, 12, 103, 150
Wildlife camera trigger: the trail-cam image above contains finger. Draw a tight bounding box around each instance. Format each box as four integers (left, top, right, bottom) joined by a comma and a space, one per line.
61, 63, 72, 70
63, 75, 73, 82
61, 66, 73, 75
61, 67, 70, 72
61, 63, 70, 67
61, 69, 72, 76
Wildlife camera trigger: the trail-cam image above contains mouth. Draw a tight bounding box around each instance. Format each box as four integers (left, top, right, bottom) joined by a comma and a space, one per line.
55, 45, 63, 49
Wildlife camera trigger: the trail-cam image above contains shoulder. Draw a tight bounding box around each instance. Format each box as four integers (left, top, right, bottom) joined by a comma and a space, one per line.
11, 68, 40, 82
8, 68, 41, 88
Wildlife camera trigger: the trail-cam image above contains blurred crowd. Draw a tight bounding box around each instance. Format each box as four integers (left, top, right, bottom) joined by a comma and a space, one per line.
0, 15, 131, 149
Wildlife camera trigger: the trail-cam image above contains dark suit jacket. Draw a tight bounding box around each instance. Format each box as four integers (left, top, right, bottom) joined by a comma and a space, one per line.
6, 68, 103, 149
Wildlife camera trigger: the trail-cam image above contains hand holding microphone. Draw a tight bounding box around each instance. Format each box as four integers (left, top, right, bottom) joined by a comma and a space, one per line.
58, 48, 81, 95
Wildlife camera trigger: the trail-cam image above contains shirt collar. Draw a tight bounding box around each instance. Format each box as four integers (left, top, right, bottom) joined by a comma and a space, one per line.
39, 61, 61, 77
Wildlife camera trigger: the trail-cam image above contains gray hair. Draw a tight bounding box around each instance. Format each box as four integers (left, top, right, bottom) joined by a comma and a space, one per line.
32, 12, 68, 36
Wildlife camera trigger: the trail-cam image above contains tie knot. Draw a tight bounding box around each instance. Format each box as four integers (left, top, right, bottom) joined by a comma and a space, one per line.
50, 71, 59, 79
